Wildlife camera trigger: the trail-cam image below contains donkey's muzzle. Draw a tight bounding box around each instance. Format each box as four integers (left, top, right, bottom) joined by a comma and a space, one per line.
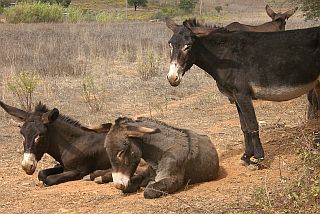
114, 183, 125, 190
166, 74, 181, 87
21, 153, 37, 175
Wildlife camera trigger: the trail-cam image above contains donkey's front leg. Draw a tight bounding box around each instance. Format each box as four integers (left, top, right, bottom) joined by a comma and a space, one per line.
143, 176, 183, 199
38, 164, 64, 182
234, 94, 265, 166
43, 170, 84, 186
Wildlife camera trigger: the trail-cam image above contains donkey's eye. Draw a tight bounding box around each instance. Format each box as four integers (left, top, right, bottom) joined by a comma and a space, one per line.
34, 135, 40, 142
116, 150, 125, 160
183, 45, 191, 51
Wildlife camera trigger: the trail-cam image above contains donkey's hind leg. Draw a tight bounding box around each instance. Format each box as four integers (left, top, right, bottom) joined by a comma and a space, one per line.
307, 83, 320, 119
82, 169, 112, 182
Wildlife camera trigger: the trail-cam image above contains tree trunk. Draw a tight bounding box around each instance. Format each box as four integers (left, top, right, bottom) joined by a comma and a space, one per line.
134, 4, 137, 11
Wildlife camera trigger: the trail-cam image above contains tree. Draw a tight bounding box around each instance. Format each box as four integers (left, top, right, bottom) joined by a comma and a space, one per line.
128, 0, 148, 11
179, 0, 198, 13
292, 0, 320, 20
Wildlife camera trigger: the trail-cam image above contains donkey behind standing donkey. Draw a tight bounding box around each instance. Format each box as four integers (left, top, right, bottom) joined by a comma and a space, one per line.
226, 5, 298, 32
0, 100, 115, 186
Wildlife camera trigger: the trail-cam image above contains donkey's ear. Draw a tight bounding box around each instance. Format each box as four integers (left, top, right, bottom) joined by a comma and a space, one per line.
266, 5, 276, 19
83, 123, 113, 133
166, 17, 178, 32
126, 125, 160, 139
0, 100, 28, 122
189, 27, 214, 38
42, 108, 59, 124
284, 7, 298, 19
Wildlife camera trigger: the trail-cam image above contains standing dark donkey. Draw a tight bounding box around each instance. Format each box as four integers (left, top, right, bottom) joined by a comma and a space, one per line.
226, 5, 298, 32
0, 100, 114, 185
104, 117, 219, 199
165, 18, 320, 169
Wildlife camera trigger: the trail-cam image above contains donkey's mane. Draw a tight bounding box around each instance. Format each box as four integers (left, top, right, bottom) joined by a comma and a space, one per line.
34, 102, 83, 128
136, 117, 187, 134
183, 18, 225, 31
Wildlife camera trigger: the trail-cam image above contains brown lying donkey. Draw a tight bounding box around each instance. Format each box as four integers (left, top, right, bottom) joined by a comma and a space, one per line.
226, 5, 298, 32
104, 117, 219, 199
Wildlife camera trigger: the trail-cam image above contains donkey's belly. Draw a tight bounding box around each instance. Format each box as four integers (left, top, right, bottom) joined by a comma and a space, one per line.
250, 81, 317, 101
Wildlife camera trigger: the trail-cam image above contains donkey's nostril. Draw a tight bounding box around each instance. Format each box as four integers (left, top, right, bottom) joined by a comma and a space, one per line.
174, 76, 179, 81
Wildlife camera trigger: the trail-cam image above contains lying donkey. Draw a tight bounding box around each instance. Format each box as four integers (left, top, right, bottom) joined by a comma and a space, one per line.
104, 117, 219, 199
226, 5, 298, 32
0, 100, 115, 185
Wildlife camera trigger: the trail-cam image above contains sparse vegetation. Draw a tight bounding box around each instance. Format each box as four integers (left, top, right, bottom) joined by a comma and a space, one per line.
81, 75, 102, 112
292, 0, 320, 20
136, 51, 161, 80
7, 71, 39, 111
253, 129, 320, 213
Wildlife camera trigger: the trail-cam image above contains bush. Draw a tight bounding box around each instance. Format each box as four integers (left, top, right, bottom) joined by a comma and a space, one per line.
151, 6, 177, 20
136, 51, 160, 80
215, 6, 222, 13
179, 0, 198, 13
4, 2, 64, 23
7, 71, 39, 111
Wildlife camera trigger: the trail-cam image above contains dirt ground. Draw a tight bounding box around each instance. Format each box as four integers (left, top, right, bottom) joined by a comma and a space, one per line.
0, 3, 319, 214
0, 80, 314, 213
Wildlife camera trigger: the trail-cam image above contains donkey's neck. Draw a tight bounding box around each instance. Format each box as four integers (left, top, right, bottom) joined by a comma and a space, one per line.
46, 118, 86, 162
194, 40, 236, 83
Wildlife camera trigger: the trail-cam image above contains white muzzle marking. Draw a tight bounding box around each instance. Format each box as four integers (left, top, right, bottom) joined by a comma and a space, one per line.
21, 153, 37, 175
167, 61, 182, 86
112, 172, 130, 189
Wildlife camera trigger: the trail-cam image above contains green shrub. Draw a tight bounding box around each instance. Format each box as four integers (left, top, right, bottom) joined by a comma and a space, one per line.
215, 6, 222, 13
96, 11, 126, 22
4, 2, 64, 23
151, 6, 177, 20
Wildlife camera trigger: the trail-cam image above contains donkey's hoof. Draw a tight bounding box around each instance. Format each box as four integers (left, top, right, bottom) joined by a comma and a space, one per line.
239, 159, 250, 166
250, 156, 264, 164
247, 164, 259, 171
82, 175, 91, 181
94, 176, 103, 184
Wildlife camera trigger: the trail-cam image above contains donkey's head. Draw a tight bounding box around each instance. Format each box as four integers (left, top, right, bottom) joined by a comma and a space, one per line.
266, 5, 298, 30
0, 101, 59, 175
104, 117, 160, 190
166, 18, 220, 87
